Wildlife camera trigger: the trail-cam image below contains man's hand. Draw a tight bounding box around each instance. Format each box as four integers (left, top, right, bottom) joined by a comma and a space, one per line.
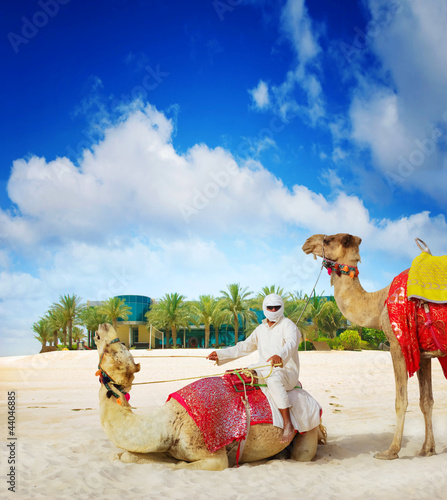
207, 351, 218, 362
267, 355, 283, 367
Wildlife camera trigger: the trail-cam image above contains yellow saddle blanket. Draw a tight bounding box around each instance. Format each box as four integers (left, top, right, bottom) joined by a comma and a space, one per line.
407, 252, 447, 303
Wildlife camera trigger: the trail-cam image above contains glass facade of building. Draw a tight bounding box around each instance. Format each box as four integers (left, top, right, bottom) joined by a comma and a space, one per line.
115, 295, 151, 322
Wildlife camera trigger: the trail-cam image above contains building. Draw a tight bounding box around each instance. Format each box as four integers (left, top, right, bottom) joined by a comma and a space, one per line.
88, 294, 246, 349
115, 294, 152, 347
88, 295, 152, 348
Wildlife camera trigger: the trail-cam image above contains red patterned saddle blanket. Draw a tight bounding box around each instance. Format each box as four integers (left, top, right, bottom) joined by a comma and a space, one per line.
386, 269, 447, 378
167, 375, 272, 452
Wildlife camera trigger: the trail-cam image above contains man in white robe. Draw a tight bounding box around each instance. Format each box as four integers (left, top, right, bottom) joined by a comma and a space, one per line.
207, 293, 300, 443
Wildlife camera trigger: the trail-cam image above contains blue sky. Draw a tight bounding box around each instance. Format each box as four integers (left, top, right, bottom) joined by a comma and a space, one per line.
1, 0, 446, 356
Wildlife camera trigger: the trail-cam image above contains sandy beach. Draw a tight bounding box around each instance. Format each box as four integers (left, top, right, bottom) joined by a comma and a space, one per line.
1, 348, 446, 500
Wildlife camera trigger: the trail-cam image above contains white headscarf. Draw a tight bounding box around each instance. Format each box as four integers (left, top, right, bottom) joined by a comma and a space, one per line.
262, 293, 284, 323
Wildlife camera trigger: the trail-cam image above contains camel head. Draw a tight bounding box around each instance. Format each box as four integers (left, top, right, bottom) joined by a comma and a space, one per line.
95, 323, 140, 392
302, 233, 362, 266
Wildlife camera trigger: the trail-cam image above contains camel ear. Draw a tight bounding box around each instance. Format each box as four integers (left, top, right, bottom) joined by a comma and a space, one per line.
341, 234, 354, 247
341, 234, 361, 248
134, 363, 141, 373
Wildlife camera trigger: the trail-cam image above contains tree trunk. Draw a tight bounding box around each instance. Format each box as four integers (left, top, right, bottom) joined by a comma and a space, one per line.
205, 324, 210, 348
165, 329, 170, 348
53, 331, 58, 346
68, 321, 73, 349
214, 325, 219, 347
309, 324, 318, 341
234, 314, 239, 345
63, 328, 67, 346
113, 319, 117, 331
172, 325, 177, 348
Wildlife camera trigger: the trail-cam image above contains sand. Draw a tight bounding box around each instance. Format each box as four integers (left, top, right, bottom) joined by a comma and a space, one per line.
0, 348, 446, 500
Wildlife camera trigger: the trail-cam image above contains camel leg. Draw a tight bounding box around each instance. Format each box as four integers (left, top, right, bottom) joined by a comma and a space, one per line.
118, 448, 229, 471
375, 337, 408, 460
290, 426, 319, 462
171, 447, 229, 471
417, 357, 436, 456
117, 451, 178, 465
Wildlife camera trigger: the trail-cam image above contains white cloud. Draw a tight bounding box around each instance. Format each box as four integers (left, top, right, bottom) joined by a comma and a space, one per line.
1, 101, 447, 356
319, 169, 343, 190
348, 0, 447, 206
249, 80, 270, 109
0, 103, 372, 248
249, 0, 325, 124
350, 89, 409, 166
2, 101, 446, 252
280, 0, 320, 65
369, 211, 447, 258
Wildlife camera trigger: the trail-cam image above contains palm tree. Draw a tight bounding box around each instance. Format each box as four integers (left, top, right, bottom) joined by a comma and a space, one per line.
52, 294, 85, 349
80, 306, 107, 347
146, 293, 193, 348
32, 318, 53, 348
293, 292, 328, 341
251, 285, 287, 310
285, 296, 312, 340
98, 297, 131, 330
315, 300, 346, 339
146, 303, 171, 346
46, 307, 67, 347
190, 295, 224, 348
72, 326, 86, 343
220, 283, 257, 345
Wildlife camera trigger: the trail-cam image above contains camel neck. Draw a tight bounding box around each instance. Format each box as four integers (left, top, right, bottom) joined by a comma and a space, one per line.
331, 274, 390, 329
99, 385, 170, 453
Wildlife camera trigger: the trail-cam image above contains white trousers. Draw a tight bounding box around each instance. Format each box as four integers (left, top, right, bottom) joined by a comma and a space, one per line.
259, 367, 298, 409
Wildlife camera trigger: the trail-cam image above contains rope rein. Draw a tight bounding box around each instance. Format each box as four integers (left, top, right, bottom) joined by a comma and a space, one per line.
293, 262, 324, 326
292, 235, 327, 327
132, 362, 280, 385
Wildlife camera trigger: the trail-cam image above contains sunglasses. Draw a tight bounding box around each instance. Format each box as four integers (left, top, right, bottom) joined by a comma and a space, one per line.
266, 305, 281, 311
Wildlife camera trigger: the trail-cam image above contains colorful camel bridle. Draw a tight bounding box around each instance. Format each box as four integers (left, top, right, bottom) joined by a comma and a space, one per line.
95, 337, 130, 405
321, 235, 359, 279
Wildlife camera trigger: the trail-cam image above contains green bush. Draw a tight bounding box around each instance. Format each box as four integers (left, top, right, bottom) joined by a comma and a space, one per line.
339, 330, 362, 350
317, 337, 342, 350
360, 328, 387, 349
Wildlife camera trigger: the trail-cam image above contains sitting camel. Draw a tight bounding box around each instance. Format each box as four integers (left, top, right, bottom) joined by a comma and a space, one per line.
302, 233, 446, 460
95, 323, 324, 470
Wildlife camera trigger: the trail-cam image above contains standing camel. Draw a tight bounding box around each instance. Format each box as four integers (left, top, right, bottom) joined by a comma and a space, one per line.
95, 323, 323, 470
302, 233, 445, 460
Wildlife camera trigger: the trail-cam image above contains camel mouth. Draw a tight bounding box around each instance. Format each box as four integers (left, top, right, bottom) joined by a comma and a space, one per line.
302, 244, 318, 259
